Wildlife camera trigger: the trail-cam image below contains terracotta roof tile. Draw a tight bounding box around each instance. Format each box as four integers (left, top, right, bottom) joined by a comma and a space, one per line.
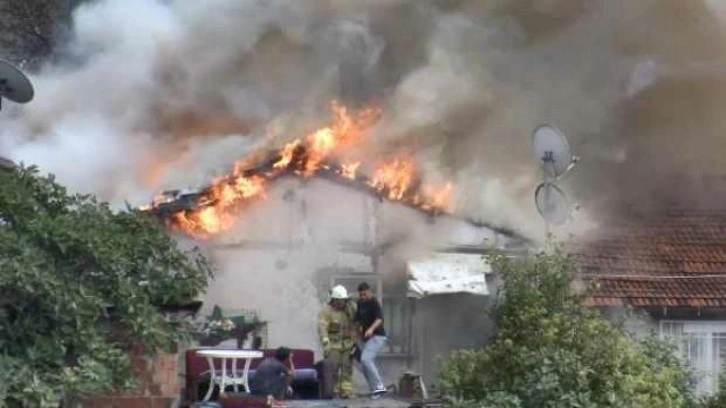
571, 209, 726, 307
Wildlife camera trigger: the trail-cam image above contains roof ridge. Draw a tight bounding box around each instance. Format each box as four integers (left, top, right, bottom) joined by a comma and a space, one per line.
584, 274, 726, 281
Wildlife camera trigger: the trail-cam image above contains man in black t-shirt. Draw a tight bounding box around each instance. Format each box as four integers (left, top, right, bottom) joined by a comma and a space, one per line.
250, 347, 294, 400
354, 282, 387, 398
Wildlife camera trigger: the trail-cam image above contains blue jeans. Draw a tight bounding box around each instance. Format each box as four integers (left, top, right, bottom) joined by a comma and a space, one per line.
357, 335, 386, 391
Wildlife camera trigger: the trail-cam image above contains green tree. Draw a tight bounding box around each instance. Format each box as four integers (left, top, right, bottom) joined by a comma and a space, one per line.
438, 249, 695, 408
0, 165, 212, 406
697, 374, 726, 407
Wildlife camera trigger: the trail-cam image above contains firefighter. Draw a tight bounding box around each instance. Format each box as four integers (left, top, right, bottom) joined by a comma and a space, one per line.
318, 284, 357, 399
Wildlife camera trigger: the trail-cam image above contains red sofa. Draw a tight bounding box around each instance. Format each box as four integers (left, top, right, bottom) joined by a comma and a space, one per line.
184, 348, 319, 403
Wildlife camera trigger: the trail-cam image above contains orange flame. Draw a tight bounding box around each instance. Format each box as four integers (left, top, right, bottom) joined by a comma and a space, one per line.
147, 101, 454, 238
339, 161, 361, 180
419, 183, 453, 211
303, 128, 336, 176
273, 140, 300, 169
368, 157, 415, 200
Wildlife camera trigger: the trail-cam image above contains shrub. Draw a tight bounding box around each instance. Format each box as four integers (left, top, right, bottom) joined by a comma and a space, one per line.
0, 166, 212, 406
439, 249, 694, 408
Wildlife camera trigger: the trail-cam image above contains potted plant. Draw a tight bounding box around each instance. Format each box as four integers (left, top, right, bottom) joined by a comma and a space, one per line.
197, 305, 267, 348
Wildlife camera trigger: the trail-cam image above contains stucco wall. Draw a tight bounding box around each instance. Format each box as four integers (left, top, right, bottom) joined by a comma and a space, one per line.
204, 246, 375, 356
195, 177, 510, 393
598, 306, 659, 338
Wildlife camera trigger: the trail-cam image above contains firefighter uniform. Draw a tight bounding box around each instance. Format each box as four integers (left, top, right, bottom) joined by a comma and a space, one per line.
318, 287, 358, 399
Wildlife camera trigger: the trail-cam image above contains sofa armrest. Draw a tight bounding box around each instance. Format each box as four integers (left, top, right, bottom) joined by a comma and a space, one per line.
292, 368, 318, 382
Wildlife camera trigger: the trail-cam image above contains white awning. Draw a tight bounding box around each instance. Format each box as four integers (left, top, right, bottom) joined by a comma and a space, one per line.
406, 253, 491, 298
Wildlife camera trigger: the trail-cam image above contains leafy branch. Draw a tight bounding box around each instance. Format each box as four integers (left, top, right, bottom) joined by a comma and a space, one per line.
0, 165, 212, 406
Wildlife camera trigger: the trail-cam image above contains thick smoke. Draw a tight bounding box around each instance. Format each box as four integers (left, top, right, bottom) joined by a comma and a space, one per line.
2, 0, 725, 237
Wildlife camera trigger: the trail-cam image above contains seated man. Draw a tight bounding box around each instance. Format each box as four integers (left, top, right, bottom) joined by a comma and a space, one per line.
250, 347, 295, 400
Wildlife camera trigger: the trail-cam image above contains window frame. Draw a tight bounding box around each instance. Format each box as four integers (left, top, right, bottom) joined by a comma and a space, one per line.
660, 320, 726, 395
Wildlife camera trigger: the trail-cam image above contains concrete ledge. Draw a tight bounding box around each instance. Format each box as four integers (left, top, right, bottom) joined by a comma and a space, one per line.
80, 396, 176, 408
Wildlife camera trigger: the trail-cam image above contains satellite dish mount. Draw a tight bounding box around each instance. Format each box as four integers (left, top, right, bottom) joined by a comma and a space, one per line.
531, 124, 578, 234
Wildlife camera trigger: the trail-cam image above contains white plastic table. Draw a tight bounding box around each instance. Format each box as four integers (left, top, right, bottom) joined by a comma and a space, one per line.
196, 349, 264, 401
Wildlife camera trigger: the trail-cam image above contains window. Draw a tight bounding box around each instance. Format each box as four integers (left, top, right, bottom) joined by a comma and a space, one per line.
660, 321, 726, 395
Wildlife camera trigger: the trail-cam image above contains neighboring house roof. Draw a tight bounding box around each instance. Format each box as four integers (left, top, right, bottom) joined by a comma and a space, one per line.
572, 208, 726, 308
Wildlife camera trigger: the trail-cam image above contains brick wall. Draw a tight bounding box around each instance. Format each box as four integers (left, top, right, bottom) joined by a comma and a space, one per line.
81, 344, 181, 408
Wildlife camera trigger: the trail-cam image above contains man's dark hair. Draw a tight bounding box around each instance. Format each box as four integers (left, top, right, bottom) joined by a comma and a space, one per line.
275, 346, 291, 362
357, 282, 370, 291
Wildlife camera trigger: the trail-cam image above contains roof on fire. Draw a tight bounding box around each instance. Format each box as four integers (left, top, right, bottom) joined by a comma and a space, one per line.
146, 172, 533, 248
571, 207, 726, 308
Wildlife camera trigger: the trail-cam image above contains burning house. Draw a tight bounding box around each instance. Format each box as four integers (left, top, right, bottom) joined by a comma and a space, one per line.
142, 102, 530, 389
3, 0, 726, 404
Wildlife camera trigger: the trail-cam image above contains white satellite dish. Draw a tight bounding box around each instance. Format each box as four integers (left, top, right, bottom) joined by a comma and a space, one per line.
0, 59, 34, 110
534, 182, 570, 225
530, 124, 578, 232
532, 124, 574, 179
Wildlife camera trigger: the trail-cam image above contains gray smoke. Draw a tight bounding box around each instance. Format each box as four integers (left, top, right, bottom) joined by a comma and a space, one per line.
2, 0, 726, 237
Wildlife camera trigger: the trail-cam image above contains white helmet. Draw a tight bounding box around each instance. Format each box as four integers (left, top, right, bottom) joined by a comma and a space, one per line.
329, 285, 349, 300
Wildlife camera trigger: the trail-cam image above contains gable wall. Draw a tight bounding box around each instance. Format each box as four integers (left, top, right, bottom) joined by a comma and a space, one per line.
195, 177, 511, 390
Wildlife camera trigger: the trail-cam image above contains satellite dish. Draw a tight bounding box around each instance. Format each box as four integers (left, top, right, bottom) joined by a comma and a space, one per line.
530, 124, 578, 232
534, 182, 570, 225
0, 59, 34, 110
532, 124, 573, 179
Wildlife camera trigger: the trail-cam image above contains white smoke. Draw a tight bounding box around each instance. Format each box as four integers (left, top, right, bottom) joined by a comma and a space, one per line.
0, 0, 373, 207
1, 0, 182, 204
